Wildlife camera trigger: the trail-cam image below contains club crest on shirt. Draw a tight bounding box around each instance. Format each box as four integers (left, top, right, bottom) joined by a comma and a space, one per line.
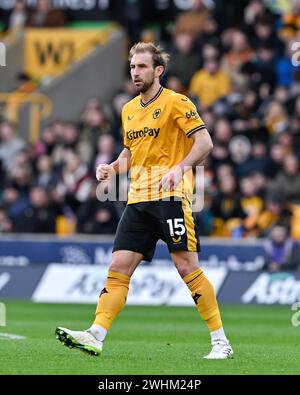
153, 109, 161, 119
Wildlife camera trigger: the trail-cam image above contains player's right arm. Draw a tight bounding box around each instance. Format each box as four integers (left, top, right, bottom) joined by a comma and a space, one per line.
96, 147, 131, 182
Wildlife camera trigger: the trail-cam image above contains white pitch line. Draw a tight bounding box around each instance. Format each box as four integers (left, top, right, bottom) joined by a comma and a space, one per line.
0, 332, 26, 340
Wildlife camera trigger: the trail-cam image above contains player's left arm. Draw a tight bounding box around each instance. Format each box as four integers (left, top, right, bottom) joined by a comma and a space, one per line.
160, 129, 213, 191
179, 128, 213, 169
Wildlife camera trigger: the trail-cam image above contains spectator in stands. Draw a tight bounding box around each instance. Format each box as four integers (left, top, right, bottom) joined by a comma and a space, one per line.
189, 57, 230, 108
174, 0, 210, 40
34, 155, 58, 190
267, 143, 285, 178
14, 149, 32, 169
8, 163, 32, 196
214, 0, 249, 30
77, 184, 119, 234
276, 42, 298, 88
215, 163, 235, 183
240, 175, 264, 236
231, 91, 256, 121
243, 113, 269, 143
194, 193, 214, 236
222, 30, 254, 86
211, 174, 246, 237
50, 122, 85, 166
228, 135, 252, 173
264, 223, 300, 272
257, 197, 291, 237
252, 16, 284, 57
246, 44, 277, 92
0, 206, 13, 233
202, 43, 220, 62
264, 101, 288, 135
244, 0, 270, 29
7, 0, 28, 31
51, 120, 66, 142
50, 122, 71, 166
94, 134, 117, 170
289, 116, 300, 157
1, 185, 29, 221
62, 122, 80, 151
194, 16, 221, 53
26, 0, 67, 28
236, 140, 270, 177
79, 103, 113, 153
251, 170, 267, 198
293, 96, 300, 119
210, 142, 233, 173
213, 118, 232, 144
13, 186, 57, 233
0, 121, 25, 172
165, 76, 187, 95
277, 130, 294, 156
280, 0, 300, 40
55, 149, 92, 215
111, 92, 132, 146
269, 154, 300, 205
121, 78, 136, 99
80, 97, 102, 119
35, 125, 56, 157
273, 85, 290, 106
7, 149, 33, 190
201, 109, 216, 132
168, 33, 201, 87
0, 156, 5, 186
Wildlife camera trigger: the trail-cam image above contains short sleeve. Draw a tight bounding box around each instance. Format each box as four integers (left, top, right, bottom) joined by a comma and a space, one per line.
122, 106, 130, 149
172, 94, 206, 138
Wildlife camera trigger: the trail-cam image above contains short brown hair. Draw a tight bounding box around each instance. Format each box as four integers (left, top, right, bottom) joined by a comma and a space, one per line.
129, 42, 170, 77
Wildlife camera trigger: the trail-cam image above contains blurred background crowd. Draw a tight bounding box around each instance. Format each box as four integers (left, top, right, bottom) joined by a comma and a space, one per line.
1, 0, 300, 265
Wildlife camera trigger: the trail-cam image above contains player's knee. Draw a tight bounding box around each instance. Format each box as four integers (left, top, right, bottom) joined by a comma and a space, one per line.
109, 259, 126, 274
173, 254, 200, 278
177, 265, 195, 278
109, 250, 142, 277
175, 259, 196, 278
109, 258, 135, 277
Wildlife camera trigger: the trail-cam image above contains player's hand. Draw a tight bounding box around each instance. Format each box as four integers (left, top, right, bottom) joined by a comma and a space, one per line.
96, 164, 113, 182
159, 165, 183, 192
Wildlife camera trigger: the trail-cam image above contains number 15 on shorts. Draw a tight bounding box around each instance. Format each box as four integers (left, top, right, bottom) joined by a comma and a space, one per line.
166, 218, 186, 237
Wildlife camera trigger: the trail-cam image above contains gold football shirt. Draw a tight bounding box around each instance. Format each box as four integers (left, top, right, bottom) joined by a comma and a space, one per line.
122, 86, 206, 204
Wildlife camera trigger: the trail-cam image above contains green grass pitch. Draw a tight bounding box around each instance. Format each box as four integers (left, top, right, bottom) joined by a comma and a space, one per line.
0, 300, 299, 375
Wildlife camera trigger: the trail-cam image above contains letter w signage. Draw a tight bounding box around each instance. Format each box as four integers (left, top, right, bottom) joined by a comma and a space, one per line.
25, 29, 109, 78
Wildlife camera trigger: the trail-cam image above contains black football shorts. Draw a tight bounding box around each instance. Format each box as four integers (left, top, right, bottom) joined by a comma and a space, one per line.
112, 198, 200, 261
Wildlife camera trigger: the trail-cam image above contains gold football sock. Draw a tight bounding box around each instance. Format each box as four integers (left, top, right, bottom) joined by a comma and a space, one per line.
183, 268, 222, 332
94, 271, 130, 330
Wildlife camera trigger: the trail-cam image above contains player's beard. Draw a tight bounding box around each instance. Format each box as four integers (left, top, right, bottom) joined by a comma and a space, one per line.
136, 73, 155, 93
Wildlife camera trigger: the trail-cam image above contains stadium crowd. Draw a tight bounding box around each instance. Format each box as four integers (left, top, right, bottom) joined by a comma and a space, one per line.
1, 0, 300, 250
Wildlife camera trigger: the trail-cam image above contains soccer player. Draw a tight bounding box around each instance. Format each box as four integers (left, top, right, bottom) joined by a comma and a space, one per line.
55, 43, 233, 360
